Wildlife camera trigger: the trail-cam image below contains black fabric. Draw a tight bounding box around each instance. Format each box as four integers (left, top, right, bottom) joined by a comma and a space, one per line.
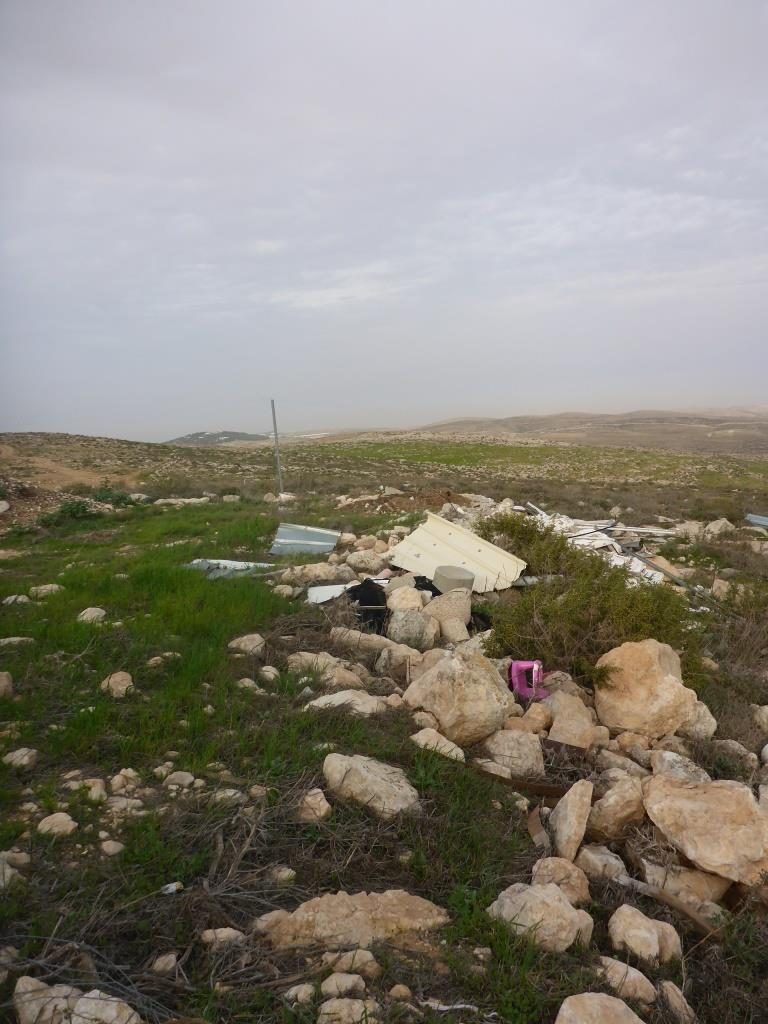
346, 578, 388, 632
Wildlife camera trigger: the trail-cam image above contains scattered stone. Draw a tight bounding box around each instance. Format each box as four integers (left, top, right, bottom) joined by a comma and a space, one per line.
643, 775, 768, 885
386, 609, 439, 651
200, 927, 246, 948
608, 904, 682, 964
305, 691, 388, 717
657, 981, 697, 1024
596, 749, 649, 778
587, 778, 645, 840
322, 949, 382, 979
555, 993, 644, 1024
424, 588, 472, 626
150, 952, 178, 976
29, 584, 64, 598
0, 859, 23, 890
594, 640, 697, 738
260, 665, 281, 682
704, 518, 734, 538
77, 607, 107, 624
751, 704, 768, 733
228, 633, 265, 657
297, 787, 333, 822
210, 788, 246, 806
575, 844, 627, 881
638, 859, 731, 905
38, 812, 78, 837
531, 857, 590, 905
2, 747, 38, 769
14, 976, 84, 1024
486, 882, 593, 952
321, 974, 366, 998
546, 691, 597, 750
285, 983, 315, 1005
0, 636, 34, 647
100, 671, 134, 699
483, 730, 545, 778
389, 985, 412, 1001
550, 779, 593, 860
522, 703, 553, 732
164, 770, 194, 788
410, 727, 465, 762
403, 651, 511, 746
269, 864, 297, 886
0, 671, 13, 698
323, 754, 420, 820
316, 998, 380, 1024
100, 840, 125, 856
596, 957, 657, 1007
346, 550, 387, 574
387, 587, 425, 613
255, 889, 449, 949
3, 595, 31, 605
711, 738, 759, 773
649, 750, 711, 784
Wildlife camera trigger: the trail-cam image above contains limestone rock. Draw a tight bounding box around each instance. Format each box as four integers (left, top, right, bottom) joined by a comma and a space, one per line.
575, 844, 627, 881
255, 889, 449, 949
330, 627, 422, 682
658, 981, 697, 1024
410, 728, 465, 762
486, 882, 593, 952
101, 840, 125, 856
14, 977, 84, 1024
228, 633, 265, 657
531, 857, 590, 905
546, 691, 597, 750
679, 700, 718, 741
297, 787, 332, 822
402, 651, 511, 745
78, 607, 106, 624
150, 952, 178, 975
608, 904, 682, 964
587, 778, 645, 840
100, 671, 134, 699
285, 983, 315, 1005
482, 730, 545, 778
555, 993, 645, 1024
346, 550, 387, 574
550, 780, 593, 860
424, 589, 471, 626
597, 956, 657, 1006
704, 518, 734, 538
200, 927, 246, 948
522, 703, 553, 732
70, 989, 142, 1023
30, 584, 64, 598
317, 998, 380, 1024
164, 770, 194, 788
712, 738, 759, 773
440, 618, 471, 643
322, 949, 382, 979
751, 704, 768, 733
38, 812, 78, 837
642, 776, 768, 885
386, 610, 439, 652
0, 671, 13, 698
594, 640, 697, 738
282, 563, 357, 586
649, 750, 710, 784
323, 754, 420, 820
305, 691, 387, 717
638, 860, 731, 905
2, 747, 38, 769
321, 974, 366, 998
387, 587, 424, 613
597, 749, 649, 778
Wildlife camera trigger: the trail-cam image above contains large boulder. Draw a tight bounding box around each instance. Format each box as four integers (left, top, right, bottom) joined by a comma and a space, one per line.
555, 993, 644, 1024
402, 651, 511, 746
550, 780, 593, 860
642, 776, 768, 886
486, 883, 593, 952
594, 640, 697, 738
255, 889, 448, 949
482, 731, 545, 778
608, 905, 682, 964
323, 754, 420, 820
14, 977, 84, 1024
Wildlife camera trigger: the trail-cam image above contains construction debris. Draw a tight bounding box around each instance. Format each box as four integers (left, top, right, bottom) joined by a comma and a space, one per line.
270, 523, 341, 556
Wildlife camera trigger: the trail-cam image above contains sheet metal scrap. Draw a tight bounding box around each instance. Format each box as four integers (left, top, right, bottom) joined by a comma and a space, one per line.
187, 558, 274, 579
388, 512, 526, 592
269, 523, 341, 556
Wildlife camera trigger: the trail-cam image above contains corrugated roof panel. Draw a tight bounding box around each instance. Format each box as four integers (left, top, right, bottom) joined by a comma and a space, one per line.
269, 523, 341, 556
388, 512, 526, 592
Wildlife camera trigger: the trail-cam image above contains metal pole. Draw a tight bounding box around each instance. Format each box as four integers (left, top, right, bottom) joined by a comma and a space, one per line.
270, 398, 284, 495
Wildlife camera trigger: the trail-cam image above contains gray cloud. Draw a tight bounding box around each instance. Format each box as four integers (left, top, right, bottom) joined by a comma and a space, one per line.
1, 0, 767, 439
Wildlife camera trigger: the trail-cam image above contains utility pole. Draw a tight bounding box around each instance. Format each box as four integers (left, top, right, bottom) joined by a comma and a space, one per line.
270, 398, 284, 495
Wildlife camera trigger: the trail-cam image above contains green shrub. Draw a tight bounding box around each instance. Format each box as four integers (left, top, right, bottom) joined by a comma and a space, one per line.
40, 498, 96, 526
480, 513, 705, 683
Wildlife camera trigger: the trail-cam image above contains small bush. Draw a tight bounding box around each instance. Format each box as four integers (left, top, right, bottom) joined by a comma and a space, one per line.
40, 498, 97, 526
481, 513, 704, 682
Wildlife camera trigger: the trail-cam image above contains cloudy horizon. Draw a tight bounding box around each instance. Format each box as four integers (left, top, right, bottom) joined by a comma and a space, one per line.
1, 1, 767, 442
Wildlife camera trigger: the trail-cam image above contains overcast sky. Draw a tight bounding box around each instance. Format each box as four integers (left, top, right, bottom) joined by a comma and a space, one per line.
1, 1, 767, 440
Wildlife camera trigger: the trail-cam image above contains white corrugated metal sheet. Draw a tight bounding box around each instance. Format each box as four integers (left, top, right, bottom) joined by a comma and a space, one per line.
388, 512, 526, 592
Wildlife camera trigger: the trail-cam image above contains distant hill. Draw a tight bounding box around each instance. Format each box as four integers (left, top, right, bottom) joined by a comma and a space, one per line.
417, 408, 768, 457
165, 430, 269, 447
